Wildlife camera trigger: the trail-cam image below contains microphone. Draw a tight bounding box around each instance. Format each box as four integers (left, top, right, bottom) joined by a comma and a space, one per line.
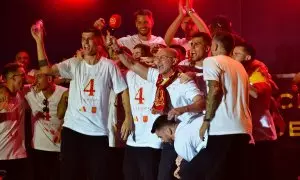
108, 14, 122, 35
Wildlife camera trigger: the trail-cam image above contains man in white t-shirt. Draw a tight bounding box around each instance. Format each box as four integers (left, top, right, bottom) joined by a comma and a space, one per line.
151, 115, 207, 177
164, 0, 210, 57
31, 23, 131, 180
117, 9, 166, 52
178, 32, 212, 96
0, 63, 31, 180
181, 31, 253, 180
123, 52, 161, 180
109, 36, 206, 179
24, 71, 67, 180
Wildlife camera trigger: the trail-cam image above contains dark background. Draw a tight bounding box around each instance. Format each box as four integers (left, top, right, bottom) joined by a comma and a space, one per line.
1, 0, 299, 74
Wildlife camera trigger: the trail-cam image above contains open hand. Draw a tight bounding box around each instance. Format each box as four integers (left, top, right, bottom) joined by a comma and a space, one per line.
121, 117, 134, 141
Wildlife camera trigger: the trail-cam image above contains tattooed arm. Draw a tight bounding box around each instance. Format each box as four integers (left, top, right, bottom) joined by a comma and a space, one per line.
0, 87, 9, 112
204, 80, 223, 121
199, 80, 223, 139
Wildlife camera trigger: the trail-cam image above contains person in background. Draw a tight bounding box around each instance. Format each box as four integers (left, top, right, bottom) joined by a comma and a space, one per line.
232, 42, 277, 180
164, 0, 210, 58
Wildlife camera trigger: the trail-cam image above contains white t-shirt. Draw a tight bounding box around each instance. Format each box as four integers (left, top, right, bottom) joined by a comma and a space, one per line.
126, 71, 161, 149
118, 34, 166, 51
0, 92, 27, 160
174, 115, 207, 162
25, 85, 67, 152
203, 55, 252, 136
147, 68, 203, 122
56, 57, 127, 136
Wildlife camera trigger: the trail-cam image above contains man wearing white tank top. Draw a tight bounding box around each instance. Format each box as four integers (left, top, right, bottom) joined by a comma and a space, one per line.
24, 71, 67, 180
31, 23, 131, 180
117, 9, 166, 52
0, 63, 31, 180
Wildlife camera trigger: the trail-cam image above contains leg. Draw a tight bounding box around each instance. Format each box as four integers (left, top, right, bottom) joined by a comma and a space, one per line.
137, 147, 161, 180
157, 143, 177, 180
60, 128, 85, 180
84, 136, 109, 180
0, 158, 32, 180
123, 146, 140, 180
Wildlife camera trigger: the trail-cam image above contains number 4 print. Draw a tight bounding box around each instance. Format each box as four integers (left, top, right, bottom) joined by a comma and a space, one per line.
84, 79, 95, 96
135, 88, 145, 104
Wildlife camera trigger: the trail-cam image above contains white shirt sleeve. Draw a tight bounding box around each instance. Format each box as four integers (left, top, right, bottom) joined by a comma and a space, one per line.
147, 68, 159, 83
183, 81, 203, 101
110, 63, 128, 94
56, 58, 78, 79
203, 57, 221, 82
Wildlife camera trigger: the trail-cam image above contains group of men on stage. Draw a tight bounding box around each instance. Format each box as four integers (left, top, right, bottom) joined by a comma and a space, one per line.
0, 0, 279, 179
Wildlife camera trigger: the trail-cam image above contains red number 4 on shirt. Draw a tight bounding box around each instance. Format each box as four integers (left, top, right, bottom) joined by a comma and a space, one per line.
135, 88, 145, 104
84, 79, 95, 96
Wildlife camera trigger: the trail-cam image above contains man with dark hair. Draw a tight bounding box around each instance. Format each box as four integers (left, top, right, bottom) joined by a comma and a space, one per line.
24, 71, 68, 180
0, 63, 30, 180
181, 31, 253, 180
164, 0, 210, 58
151, 115, 207, 162
179, 32, 211, 68
178, 32, 211, 97
118, 9, 165, 51
31, 23, 132, 180
15, 51, 30, 71
232, 42, 277, 180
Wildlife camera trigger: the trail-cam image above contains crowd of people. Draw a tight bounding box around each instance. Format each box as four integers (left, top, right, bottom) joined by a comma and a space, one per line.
0, 0, 294, 179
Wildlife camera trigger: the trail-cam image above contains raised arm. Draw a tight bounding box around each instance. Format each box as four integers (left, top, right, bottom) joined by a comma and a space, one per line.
186, 0, 211, 36
31, 23, 60, 76
164, 0, 186, 46
108, 33, 149, 80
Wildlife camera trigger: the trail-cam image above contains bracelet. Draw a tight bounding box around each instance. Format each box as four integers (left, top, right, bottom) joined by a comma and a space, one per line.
38, 59, 49, 68
204, 118, 211, 122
